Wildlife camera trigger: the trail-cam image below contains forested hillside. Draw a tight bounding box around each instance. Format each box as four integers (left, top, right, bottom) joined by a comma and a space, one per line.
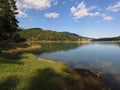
17, 28, 80, 41
93, 36, 120, 41
115, 36, 120, 41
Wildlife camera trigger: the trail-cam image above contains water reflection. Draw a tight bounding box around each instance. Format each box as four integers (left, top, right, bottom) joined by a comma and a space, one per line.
37, 42, 120, 73
37, 41, 120, 90
35, 43, 87, 54
101, 73, 120, 90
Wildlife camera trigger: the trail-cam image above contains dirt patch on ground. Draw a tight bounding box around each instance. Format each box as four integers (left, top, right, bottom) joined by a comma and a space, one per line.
2, 43, 41, 53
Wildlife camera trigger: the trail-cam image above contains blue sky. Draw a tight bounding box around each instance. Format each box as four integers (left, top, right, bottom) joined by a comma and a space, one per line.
16, 0, 120, 38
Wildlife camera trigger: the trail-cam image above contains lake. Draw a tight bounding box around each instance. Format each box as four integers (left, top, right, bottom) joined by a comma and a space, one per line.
37, 42, 120, 90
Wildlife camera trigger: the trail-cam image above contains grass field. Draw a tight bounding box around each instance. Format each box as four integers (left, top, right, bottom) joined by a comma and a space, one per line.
0, 52, 108, 90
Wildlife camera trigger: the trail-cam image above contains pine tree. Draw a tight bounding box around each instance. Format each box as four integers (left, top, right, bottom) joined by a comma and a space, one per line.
0, 0, 19, 40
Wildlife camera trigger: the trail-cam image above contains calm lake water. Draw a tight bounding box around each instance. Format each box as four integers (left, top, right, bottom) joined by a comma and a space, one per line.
37, 42, 120, 90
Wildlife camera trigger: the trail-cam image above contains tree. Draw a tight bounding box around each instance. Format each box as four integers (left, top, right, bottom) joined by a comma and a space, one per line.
0, 0, 19, 40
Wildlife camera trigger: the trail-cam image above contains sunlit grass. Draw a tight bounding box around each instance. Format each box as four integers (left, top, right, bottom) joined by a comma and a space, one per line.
0, 53, 108, 90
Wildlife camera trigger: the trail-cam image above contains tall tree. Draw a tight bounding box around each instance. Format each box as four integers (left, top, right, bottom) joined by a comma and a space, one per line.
0, 0, 19, 40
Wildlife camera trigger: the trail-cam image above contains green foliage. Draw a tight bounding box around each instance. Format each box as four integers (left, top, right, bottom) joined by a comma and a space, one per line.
0, 0, 19, 40
17, 28, 79, 41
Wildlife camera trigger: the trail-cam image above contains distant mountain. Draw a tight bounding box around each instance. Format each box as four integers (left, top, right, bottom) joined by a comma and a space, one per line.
62, 32, 92, 39
62, 32, 81, 38
93, 38, 115, 41
93, 36, 120, 41
115, 36, 120, 41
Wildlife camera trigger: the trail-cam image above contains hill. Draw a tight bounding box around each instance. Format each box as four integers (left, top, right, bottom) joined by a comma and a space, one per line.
62, 32, 82, 38
17, 28, 82, 41
93, 36, 120, 41
115, 36, 120, 41
93, 37, 115, 41
62, 32, 91, 39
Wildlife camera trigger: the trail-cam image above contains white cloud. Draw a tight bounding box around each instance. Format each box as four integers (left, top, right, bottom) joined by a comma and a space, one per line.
16, 10, 27, 18
89, 12, 100, 17
107, 1, 120, 12
99, 14, 113, 21
44, 12, 59, 18
91, 13, 113, 21
103, 16, 113, 21
16, 0, 56, 10
70, 1, 89, 19
70, 1, 114, 21
88, 6, 98, 11
71, 7, 77, 13
16, 0, 56, 18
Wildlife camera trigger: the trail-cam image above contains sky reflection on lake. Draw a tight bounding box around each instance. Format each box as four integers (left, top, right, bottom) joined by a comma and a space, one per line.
38, 42, 120, 74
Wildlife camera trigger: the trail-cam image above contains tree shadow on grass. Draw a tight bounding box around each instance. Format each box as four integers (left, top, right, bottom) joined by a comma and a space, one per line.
0, 42, 30, 51
0, 76, 19, 90
101, 73, 120, 90
0, 53, 26, 65
25, 67, 108, 90
26, 68, 63, 90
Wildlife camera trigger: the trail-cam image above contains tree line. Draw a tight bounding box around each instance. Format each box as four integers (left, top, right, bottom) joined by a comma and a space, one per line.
0, 0, 19, 41
17, 28, 79, 41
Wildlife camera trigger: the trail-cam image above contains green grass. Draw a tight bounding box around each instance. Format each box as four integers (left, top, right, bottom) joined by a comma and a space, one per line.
0, 53, 108, 90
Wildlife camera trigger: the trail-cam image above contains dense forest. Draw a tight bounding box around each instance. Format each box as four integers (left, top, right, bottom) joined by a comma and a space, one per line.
17, 28, 80, 41
0, 0, 19, 41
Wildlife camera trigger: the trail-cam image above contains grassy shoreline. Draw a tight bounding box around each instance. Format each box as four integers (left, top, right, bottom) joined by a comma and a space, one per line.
29, 40, 91, 44
0, 42, 109, 90
0, 42, 41, 53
